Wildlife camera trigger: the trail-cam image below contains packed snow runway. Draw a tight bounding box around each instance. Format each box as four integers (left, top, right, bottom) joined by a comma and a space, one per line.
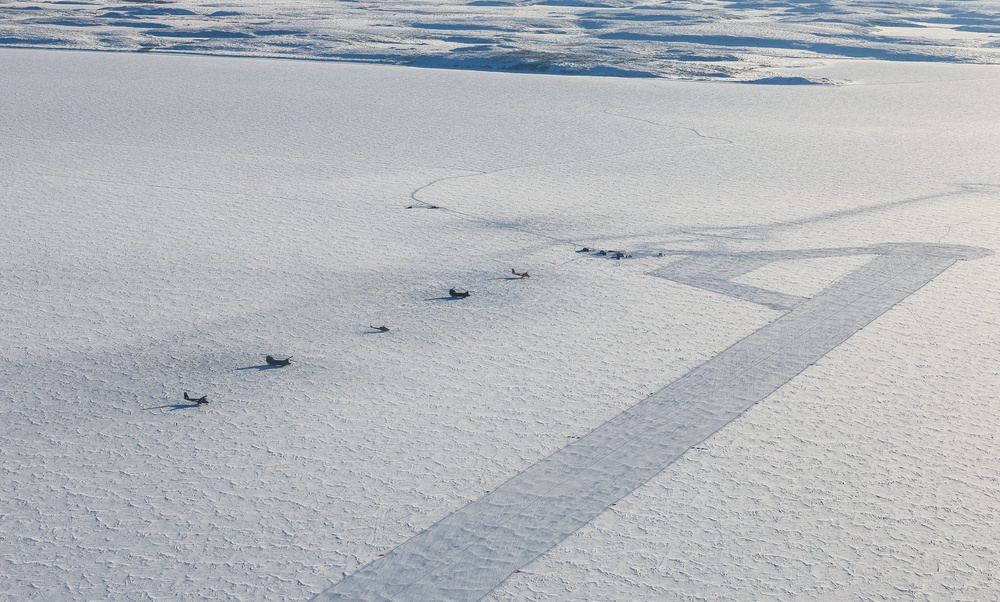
2, 49, 1000, 601
312, 244, 989, 601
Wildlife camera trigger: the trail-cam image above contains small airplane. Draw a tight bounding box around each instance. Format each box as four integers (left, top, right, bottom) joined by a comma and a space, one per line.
183, 392, 209, 405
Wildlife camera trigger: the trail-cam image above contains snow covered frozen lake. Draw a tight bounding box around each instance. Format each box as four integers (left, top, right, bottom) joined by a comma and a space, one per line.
2, 28, 1000, 602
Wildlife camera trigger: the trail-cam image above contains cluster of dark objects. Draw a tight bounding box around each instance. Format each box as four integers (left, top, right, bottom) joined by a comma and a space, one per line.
577, 247, 632, 259
179, 243, 667, 407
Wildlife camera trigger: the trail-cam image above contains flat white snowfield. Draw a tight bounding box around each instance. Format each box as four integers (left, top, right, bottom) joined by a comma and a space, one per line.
2, 49, 1000, 601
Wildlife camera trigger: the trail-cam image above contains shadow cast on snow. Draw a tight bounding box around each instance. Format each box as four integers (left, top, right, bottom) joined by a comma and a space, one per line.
145, 403, 205, 411
234, 364, 284, 371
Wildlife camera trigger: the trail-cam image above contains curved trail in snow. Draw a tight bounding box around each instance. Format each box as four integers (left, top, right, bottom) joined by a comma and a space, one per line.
310, 242, 989, 602
405, 108, 992, 256
404, 108, 732, 250
602, 108, 735, 145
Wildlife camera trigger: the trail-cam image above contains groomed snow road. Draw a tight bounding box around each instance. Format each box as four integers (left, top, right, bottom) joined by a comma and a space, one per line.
312, 243, 990, 601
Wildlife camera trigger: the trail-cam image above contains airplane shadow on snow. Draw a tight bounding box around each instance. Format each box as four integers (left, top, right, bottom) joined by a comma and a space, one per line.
144, 402, 206, 411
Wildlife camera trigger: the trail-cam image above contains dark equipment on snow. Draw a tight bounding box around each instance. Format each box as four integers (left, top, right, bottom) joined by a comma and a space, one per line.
184, 392, 209, 405
265, 355, 293, 367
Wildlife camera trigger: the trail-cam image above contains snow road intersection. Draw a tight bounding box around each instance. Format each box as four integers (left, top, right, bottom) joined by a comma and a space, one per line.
312, 243, 989, 601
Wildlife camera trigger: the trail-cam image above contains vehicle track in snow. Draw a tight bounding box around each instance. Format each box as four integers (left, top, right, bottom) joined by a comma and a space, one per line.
310, 242, 989, 602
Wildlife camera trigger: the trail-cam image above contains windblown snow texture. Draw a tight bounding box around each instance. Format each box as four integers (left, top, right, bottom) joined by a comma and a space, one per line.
312, 243, 988, 601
